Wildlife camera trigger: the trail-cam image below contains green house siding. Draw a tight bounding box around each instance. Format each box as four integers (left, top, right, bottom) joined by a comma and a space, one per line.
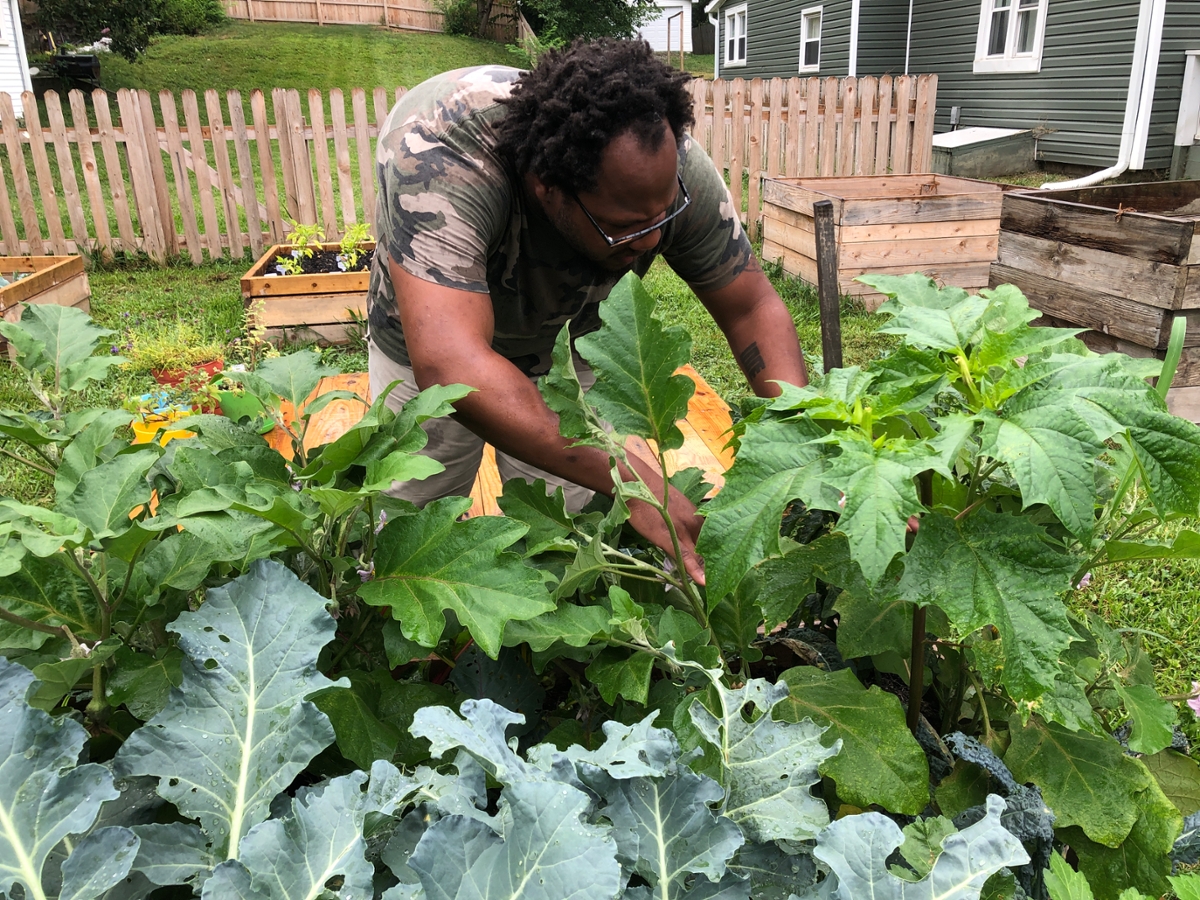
1146, 4, 1200, 169
711, 0, 1196, 170
857, 0, 910, 76
907, 0, 1141, 169
715, 0, 852, 79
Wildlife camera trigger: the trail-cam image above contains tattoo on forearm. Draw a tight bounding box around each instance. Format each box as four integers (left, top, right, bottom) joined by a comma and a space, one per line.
739, 342, 766, 379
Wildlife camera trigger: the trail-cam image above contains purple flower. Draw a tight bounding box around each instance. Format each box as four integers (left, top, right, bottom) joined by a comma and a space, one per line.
375, 510, 388, 535
1189, 682, 1200, 719
357, 560, 375, 582
110, 344, 119, 354
1076, 572, 1093, 590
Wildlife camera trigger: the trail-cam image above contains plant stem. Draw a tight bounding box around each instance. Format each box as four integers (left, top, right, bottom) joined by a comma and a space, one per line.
0, 605, 70, 636
967, 668, 996, 744
907, 471, 933, 734
327, 608, 376, 670
0, 444, 54, 476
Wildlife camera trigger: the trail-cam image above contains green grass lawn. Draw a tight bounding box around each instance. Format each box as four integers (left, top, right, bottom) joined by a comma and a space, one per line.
94, 21, 516, 96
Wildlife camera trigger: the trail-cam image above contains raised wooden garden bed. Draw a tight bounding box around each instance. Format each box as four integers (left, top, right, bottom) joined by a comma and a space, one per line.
0, 255, 90, 324
991, 181, 1200, 420
241, 242, 373, 345
761, 175, 1007, 309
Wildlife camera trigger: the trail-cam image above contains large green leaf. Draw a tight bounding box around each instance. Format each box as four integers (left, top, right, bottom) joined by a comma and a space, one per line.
105, 647, 183, 721
0, 554, 99, 649
202, 770, 377, 900
605, 768, 744, 899
115, 561, 344, 857
496, 479, 575, 555
1113, 683, 1176, 756
0, 501, 88, 558
816, 433, 938, 583
978, 403, 1105, 540
0, 658, 132, 900
309, 685, 402, 770
777, 667, 929, 814
586, 647, 656, 705
58, 827, 143, 900
576, 271, 694, 450
867, 275, 989, 353
359, 497, 555, 657
1065, 780, 1182, 900
55, 410, 135, 498
688, 679, 838, 843
1141, 750, 1200, 817
1004, 715, 1152, 848
899, 510, 1080, 700
239, 350, 337, 412
409, 779, 622, 900
811, 794, 1028, 900
698, 416, 830, 602
1104, 529, 1200, 562
501, 603, 611, 652
59, 450, 159, 540
1045, 850, 1094, 900
0, 303, 124, 394
538, 322, 598, 444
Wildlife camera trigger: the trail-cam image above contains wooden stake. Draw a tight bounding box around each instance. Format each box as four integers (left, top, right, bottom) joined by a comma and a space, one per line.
813, 199, 842, 371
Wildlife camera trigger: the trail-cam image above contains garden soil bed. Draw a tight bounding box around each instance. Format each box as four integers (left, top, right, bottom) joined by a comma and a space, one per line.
241, 242, 374, 346
991, 181, 1200, 421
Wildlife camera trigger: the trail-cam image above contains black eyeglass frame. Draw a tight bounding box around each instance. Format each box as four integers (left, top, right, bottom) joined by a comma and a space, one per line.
570, 174, 691, 248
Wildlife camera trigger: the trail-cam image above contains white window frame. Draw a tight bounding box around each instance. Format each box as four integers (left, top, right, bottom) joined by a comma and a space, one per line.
724, 3, 748, 68
973, 0, 1048, 74
798, 5, 822, 73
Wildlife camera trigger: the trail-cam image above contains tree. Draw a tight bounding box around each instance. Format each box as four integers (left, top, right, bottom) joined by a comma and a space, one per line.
519, 0, 659, 41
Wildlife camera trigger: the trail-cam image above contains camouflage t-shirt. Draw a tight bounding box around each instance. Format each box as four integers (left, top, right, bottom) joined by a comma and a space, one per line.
367, 64, 754, 376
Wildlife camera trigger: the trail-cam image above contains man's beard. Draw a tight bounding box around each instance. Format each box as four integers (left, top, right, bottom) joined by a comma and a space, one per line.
546, 204, 637, 273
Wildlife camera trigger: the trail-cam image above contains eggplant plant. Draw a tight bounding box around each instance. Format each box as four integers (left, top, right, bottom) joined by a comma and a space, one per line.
1, 276, 1199, 900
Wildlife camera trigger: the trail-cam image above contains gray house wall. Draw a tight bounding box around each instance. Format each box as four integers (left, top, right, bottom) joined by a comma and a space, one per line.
1147, 3, 1200, 169
856, 0, 909, 76
710, 0, 1199, 172
907, 0, 1141, 169
714, 0, 852, 79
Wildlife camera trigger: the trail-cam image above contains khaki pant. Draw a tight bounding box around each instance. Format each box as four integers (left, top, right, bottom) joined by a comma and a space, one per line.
367, 342, 598, 512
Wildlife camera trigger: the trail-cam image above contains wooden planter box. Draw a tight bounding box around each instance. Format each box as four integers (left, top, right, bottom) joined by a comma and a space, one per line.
241, 242, 373, 345
990, 181, 1200, 420
0, 255, 91, 356
761, 175, 1008, 309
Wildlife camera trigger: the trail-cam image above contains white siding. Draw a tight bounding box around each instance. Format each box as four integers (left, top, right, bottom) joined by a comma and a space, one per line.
0, 0, 29, 117
639, 1, 693, 52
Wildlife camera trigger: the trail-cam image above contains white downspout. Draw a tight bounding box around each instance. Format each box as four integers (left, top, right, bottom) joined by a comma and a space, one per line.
849, 0, 861, 77
710, 11, 720, 79
1042, 0, 1163, 189
904, 0, 914, 75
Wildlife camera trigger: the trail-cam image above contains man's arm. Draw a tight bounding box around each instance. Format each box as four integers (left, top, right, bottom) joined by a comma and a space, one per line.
693, 262, 808, 396
388, 258, 706, 583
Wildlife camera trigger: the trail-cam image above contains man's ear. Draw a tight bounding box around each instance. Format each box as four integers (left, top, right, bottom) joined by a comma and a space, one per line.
526, 171, 565, 217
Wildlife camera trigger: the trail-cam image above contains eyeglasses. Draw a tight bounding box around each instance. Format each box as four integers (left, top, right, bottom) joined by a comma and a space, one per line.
571, 174, 691, 248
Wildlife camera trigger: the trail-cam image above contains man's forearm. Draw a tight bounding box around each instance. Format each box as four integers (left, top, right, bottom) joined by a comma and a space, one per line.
723, 296, 807, 396
413, 349, 631, 498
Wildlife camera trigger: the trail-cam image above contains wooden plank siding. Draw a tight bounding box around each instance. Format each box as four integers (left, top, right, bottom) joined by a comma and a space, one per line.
0, 78, 934, 260
711, 0, 1199, 172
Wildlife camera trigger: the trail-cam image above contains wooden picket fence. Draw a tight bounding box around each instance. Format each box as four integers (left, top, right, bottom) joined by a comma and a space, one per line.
690, 74, 938, 241
0, 74, 935, 261
222, 0, 519, 42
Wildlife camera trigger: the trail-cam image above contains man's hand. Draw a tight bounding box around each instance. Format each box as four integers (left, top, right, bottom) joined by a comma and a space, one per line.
622, 454, 706, 586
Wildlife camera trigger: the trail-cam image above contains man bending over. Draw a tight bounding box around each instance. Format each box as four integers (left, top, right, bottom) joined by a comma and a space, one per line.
366, 38, 808, 584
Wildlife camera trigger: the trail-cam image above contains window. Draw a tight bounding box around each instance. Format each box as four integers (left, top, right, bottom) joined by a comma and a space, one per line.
725, 4, 747, 67
799, 6, 822, 72
974, 0, 1048, 73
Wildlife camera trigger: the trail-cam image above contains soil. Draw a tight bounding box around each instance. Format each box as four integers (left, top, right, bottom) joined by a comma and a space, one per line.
283, 248, 375, 275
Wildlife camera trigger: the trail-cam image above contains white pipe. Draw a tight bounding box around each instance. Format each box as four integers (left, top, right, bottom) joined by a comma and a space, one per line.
1042, 0, 1161, 190
849, 0, 861, 77
710, 12, 720, 79
1131, 0, 1166, 168
904, 0, 914, 75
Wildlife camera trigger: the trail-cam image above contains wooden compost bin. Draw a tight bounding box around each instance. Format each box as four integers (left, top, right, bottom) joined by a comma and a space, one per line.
241, 242, 373, 345
991, 181, 1200, 421
761, 175, 1007, 309
0, 255, 91, 354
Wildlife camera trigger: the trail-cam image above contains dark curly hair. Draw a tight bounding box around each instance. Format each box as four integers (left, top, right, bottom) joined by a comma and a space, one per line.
495, 38, 696, 194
